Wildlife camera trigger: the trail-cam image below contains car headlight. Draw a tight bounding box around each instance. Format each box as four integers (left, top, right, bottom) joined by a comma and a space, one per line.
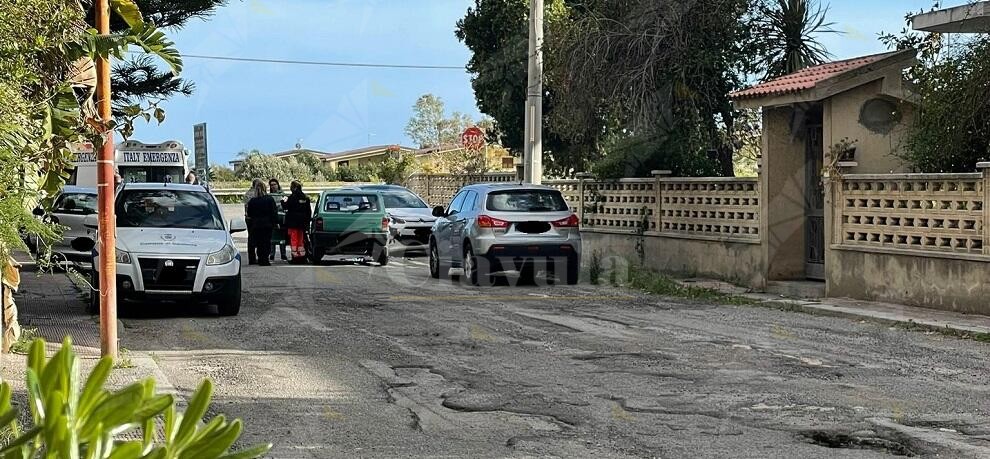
115, 249, 131, 264
391, 215, 406, 224
207, 244, 236, 266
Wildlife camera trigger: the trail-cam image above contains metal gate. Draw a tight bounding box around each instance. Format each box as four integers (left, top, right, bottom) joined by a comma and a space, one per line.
805, 126, 825, 280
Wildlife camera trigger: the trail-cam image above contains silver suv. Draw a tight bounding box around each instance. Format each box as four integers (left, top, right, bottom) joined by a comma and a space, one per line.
429, 184, 581, 285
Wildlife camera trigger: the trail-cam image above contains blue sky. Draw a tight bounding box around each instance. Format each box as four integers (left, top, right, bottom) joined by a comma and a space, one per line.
131, 0, 947, 166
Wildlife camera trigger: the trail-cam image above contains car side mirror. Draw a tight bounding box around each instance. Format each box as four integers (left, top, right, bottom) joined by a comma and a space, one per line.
83, 214, 99, 230
32, 207, 44, 217
229, 218, 247, 234
432, 206, 446, 218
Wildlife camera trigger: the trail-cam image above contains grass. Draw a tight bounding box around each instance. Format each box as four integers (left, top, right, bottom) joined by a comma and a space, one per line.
113, 357, 135, 369
9, 328, 39, 354
626, 269, 756, 306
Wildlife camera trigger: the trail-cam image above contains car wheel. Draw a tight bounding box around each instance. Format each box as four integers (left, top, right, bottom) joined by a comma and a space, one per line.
309, 246, 325, 264
565, 256, 580, 285
217, 274, 242, 316
87, 271, 100, 315
429, 240, 447, 279
374, 243, 389, 266
463, 244, 489, 287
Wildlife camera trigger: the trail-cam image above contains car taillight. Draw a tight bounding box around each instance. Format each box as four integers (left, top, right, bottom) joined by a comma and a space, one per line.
382, 217, 390, 231
315, 218, 323, 231
552, 214, 580, 228
477, 215, 510, 228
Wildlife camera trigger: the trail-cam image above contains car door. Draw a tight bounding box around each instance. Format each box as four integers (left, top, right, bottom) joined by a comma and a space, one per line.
435, 191, 466, 262
54, 193, 97, 246
450, 191, 477, 263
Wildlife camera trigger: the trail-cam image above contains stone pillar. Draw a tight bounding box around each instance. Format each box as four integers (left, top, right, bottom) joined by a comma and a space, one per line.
651, 170, 672, 233
978, 161, 990, 256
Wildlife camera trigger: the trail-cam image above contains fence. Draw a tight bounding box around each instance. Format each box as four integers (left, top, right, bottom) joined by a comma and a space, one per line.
832, 172, 987, 257
408, 172, 761, 244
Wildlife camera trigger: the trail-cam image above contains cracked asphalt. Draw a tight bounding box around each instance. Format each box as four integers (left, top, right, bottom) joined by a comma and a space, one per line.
114, 248, 990, 458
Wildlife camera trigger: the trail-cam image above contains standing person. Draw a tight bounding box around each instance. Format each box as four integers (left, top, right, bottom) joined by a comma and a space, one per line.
268, 178, 288, 261
283, 180, 312, 264
243, 179, 260, 263
246, 179, 278, 266
185, 171, 199, 184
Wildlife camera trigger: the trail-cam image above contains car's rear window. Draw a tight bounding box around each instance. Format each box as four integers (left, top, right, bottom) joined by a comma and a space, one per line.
486, 190, 569, 212
56, 193, 98, 214
323, 194, 380, 212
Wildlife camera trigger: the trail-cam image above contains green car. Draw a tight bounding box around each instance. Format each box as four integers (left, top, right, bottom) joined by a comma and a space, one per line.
309, 189, 390, 265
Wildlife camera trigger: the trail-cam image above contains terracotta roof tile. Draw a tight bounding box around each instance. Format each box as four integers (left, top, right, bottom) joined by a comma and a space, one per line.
730, 51, 901, 100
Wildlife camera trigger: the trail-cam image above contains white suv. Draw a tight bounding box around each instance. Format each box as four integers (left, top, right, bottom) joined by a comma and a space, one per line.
88, 183, 246, 315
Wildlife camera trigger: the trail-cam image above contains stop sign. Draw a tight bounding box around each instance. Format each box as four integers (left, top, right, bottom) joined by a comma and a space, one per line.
460, 126, 486, 150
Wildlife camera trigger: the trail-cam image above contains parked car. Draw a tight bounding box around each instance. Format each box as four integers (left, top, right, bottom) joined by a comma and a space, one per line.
309, 189, 390, 265
354, 184, 436, 248
87, 183, 246, 316
429, 184, 581, 285
29, 186, 99, 263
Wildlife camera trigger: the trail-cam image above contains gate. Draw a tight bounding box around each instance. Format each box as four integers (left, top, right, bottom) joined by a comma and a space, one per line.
805, 125, 825, 279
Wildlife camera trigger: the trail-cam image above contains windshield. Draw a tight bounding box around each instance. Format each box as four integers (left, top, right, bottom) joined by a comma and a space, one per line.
382, 191, 427, 209
56, 193, 98, 214
116, 189, 224, 230
323, 194, 380, 212
486, 190, 569, 212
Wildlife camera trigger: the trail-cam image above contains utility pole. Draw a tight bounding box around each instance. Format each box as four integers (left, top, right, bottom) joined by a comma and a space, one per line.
95, 0, 118, 359
523, 0, 544, 184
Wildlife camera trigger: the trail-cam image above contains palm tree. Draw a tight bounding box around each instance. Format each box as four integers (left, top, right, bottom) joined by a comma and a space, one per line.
757, 0, 841, 80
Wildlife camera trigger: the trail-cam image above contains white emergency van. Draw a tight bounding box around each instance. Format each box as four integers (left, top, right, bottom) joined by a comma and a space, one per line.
70, 140, 190, 187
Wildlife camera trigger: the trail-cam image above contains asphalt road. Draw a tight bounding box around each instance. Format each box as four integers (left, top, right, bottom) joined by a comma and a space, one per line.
109, 236, 990, 458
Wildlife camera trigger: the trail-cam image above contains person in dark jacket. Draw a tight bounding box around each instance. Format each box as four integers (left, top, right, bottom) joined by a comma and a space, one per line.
246, 179, 278, 266
268, 178, 287, 262
282, 180, 312, 264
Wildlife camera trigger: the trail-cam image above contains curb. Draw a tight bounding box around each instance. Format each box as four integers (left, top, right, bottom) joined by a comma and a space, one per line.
671, 279, 990, 342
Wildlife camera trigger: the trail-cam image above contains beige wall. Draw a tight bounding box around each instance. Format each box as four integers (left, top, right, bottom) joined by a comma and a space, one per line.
762, 107, 807, 280
581, 231, 767, 289
823, 80, 914, 174
827, 249, 990, 314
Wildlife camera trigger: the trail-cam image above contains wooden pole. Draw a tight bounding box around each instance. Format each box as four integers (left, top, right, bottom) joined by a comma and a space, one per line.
95, 0, 118, 359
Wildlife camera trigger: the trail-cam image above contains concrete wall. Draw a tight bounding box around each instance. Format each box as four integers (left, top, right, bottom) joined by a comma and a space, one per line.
761, 106, 807, 280
823, 80, 914, 174
580, 231, 767, 289
827, 248, 990, 314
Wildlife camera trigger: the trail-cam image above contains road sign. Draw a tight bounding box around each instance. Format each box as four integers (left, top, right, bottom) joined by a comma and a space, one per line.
193, 123, 208, 172
460, 126, 486, 150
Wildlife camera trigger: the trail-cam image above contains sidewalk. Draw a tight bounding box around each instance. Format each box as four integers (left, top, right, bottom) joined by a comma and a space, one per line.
3, 264, 177, 398
680, 278, 990, 339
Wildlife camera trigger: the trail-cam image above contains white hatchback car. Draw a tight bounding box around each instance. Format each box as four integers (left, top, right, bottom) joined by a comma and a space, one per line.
88, 183, 246, 315
429, 184, 582, 285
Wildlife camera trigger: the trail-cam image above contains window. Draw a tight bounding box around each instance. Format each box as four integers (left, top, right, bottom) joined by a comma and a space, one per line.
501, 157, 515, 170
462, 191, 478, 212
338, 160, 349, 168
323, 194, 380, 212
447, 191, 467, 216
381, 191, 428, 209
486, 189, 569, 212
56, 193, 98, 214
116, 190, 224, 230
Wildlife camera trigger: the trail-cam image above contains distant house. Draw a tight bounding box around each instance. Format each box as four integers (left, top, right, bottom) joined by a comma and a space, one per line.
414, 144, 518, 172
229, 146, 330, 171
322, 145, 416, 170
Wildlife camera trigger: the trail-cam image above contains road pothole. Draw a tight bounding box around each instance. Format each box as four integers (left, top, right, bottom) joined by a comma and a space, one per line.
800, 430, 917, 456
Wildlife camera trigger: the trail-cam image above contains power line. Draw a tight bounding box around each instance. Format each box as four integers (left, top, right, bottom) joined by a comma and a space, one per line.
179, 53, 467, 70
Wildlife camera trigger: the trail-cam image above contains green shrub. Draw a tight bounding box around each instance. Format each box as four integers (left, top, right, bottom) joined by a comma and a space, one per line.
0, 338, 271, 459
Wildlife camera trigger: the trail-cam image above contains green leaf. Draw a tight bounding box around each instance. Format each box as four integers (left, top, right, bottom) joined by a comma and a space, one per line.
109, 0, 144, 29
216, 443, 273, 459
25, 369, 45, 424
178, 420, 242, 459
107, 441, 143, 459
79, 382, 145, 439
128, 23, 183, 75
153, 108, 166, 124
78, 357, 112, 420
132, 394, 172, 422
174, 380, 212, 447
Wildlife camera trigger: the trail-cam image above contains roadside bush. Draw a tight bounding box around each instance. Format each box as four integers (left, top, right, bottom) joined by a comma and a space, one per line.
0, 337, 271, 458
